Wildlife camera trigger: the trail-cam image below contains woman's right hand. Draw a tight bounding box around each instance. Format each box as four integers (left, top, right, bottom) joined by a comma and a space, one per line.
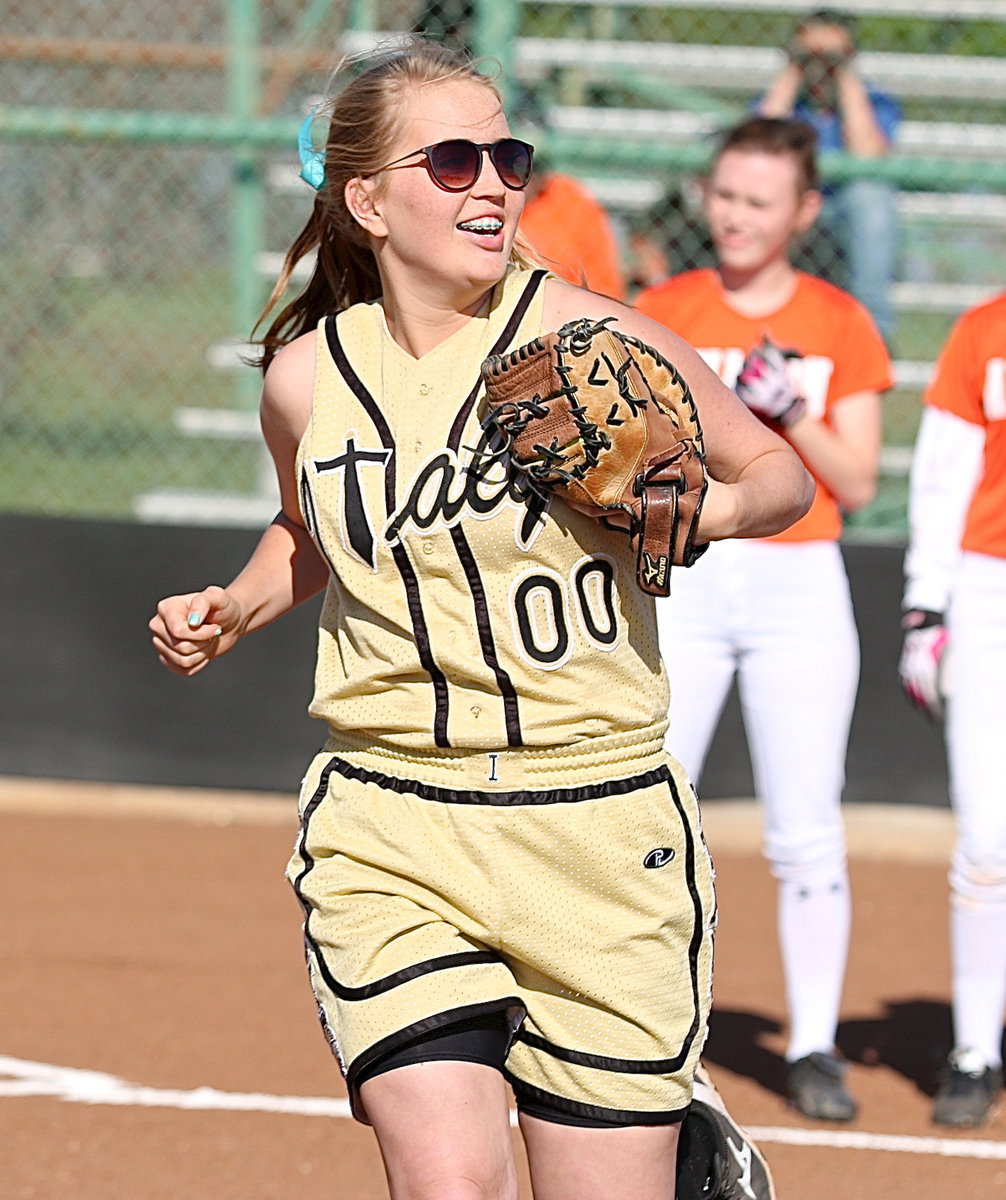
149, 586, 244, 676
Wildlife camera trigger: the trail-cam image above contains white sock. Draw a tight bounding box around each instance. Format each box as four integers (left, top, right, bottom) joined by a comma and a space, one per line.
780, 875, 851, 1063
951, 893, 1006, 1069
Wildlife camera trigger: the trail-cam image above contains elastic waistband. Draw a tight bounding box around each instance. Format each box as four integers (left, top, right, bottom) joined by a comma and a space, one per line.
321, 723, 669, 791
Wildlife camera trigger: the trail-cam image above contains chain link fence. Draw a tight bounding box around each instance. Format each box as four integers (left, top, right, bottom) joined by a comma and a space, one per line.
3, 0, 1006, 535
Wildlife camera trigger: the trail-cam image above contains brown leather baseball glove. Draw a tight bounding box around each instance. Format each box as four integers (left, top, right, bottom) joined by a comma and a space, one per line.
481, 316, 708, 597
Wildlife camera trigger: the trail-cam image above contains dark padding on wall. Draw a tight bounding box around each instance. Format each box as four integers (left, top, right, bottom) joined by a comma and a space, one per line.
0, 516, 949, 804
0, 514, 323, 793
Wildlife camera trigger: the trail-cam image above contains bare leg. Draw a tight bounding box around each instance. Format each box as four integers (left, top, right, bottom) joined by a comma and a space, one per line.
361, 1060, 519, 1200
520, 1113, 680, 1200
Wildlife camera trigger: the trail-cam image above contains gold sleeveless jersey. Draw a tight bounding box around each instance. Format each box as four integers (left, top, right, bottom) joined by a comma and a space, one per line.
296, 267, 668, 753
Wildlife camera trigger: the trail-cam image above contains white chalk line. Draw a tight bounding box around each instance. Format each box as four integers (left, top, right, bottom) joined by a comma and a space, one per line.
0, 1055, 351, 1119
3, 1055, 1005, 1160
744, 1124, 1006, 1160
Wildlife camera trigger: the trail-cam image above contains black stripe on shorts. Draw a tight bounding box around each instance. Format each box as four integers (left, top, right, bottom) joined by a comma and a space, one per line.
509, 767, 708, 1075
514, 1028, 690, 1075
507, 1074, 688, 1127
321, 753, 670, 807
290, 760, 515, 1007
325, 949, 503, 1002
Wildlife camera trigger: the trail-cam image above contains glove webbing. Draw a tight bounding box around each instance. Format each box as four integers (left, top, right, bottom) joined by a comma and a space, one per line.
482, 335, 612, 484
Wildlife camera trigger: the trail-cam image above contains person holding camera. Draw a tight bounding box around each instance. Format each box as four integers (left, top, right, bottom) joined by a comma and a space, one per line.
757, 8, 901, 343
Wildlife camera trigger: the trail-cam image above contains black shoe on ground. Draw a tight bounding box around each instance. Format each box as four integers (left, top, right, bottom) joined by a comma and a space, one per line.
932, 1049, 1003, 1128
787, 1051, 858, 1121
676, 1064, 776, 1200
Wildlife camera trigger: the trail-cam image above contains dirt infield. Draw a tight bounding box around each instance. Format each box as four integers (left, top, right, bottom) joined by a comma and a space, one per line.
2, 778, 1004, 1200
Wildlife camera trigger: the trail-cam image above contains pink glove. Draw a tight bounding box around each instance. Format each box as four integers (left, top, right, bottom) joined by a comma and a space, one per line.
735, 336, 807, 427
898, 609, 949, 722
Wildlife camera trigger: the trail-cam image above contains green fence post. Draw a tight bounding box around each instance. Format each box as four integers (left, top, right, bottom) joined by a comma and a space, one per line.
226, 0, 271, 496
227, 0, 265, 406
346, 0, 377, 34
470, 0, 519, 110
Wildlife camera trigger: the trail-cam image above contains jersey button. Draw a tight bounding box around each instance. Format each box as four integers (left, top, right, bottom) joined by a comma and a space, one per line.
422, 541, 434, 555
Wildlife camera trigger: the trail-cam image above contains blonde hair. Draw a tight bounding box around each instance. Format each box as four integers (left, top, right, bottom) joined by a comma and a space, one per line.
253, 38, 538, 371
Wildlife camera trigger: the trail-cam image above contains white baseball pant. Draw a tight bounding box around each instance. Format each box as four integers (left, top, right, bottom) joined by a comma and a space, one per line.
658, 538, 858, 1061
946, 550, 1006, 1068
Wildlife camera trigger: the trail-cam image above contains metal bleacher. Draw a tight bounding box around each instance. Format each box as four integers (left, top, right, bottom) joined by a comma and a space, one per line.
137, 1, 1006, 524
508, 0, 1006, 425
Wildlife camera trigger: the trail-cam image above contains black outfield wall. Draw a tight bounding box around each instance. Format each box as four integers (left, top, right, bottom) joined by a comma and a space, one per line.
0, 515, 948, 805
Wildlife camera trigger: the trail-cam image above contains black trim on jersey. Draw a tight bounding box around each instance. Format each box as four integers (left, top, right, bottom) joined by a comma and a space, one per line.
320, 270, 546, 751
299, 465, 339, 578
346, 998, 526, 1119
446, 267, 548, 449
391, 542, 450, 746
322, 753, 669, 806
325, 317, 451, 746
507, 1074, 687, 1127
325, 317, 397, 508
449, 524, 523, 746
437, 267, 547, 746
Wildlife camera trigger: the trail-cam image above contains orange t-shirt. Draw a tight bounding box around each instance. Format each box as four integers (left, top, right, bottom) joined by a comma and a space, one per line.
925, 292, 1006, 560
519, 173, 626, 301
635, 269, 893, 542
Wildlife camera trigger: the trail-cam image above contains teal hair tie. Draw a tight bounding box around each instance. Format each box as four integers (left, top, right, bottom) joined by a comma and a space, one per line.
298, 111, 326, 190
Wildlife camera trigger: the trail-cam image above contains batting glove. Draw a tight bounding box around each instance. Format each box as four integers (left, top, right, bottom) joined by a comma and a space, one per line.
898, 609, 949, 722
734, 336, 807, 427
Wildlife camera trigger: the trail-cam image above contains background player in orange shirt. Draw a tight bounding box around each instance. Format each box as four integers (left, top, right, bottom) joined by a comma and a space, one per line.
900, 294, 1006, 1127
519, 164, 627, 301
636, 117, 893, 1121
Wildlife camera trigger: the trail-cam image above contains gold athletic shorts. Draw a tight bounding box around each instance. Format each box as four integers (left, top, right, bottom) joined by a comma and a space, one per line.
287, 730, 716, 1125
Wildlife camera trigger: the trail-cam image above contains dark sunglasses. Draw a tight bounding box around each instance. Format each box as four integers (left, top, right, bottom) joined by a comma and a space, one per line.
365, 138, 535, 192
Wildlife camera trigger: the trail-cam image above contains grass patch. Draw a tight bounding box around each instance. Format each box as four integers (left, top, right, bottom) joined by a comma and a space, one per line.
0, 265, 268, 520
